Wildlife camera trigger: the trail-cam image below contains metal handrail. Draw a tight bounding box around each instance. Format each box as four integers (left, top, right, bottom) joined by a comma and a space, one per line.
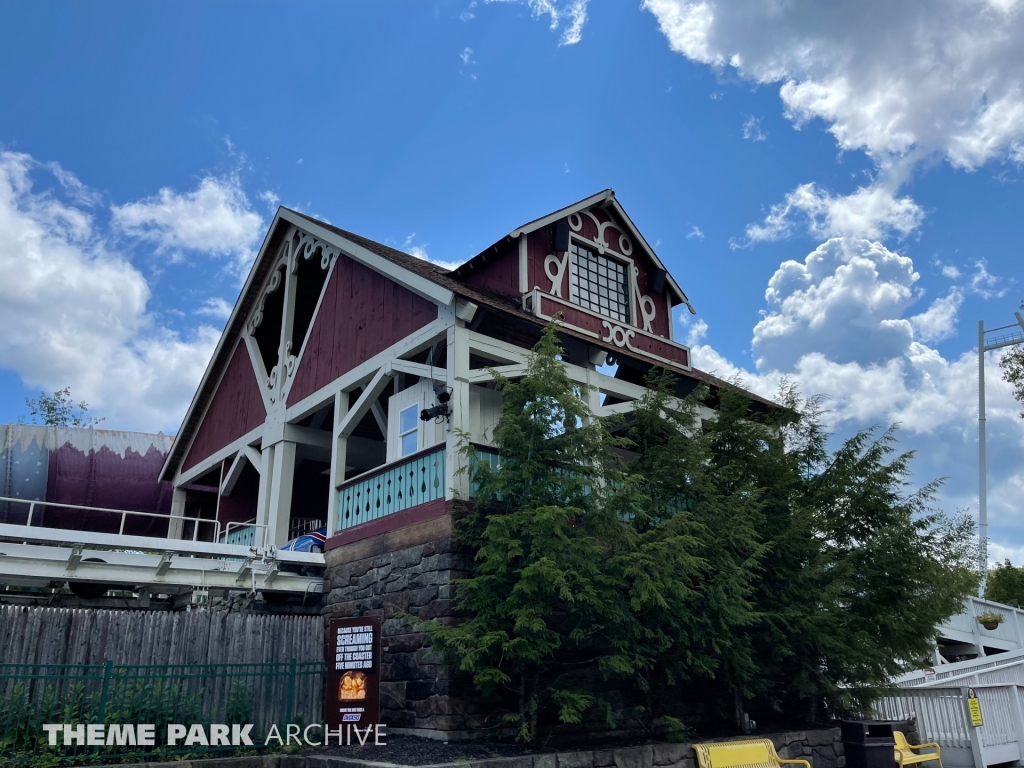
0, 494, 220, 543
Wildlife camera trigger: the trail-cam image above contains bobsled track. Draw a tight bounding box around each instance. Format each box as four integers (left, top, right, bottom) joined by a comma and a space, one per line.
0, 494, 324, 601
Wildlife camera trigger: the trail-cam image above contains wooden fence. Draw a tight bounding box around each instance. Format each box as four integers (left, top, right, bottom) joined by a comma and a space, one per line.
0, 605, 323, 666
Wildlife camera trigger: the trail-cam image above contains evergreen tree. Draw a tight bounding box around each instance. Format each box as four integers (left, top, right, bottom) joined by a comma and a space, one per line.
420, 323, 978, 740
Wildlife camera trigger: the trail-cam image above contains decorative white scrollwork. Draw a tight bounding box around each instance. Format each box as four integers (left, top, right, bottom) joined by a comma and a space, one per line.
287, 230, 340, 274
544, 253, 569, 297
284, 341, 296, 379
601, 320, 636, 349
568, 208, 633, 256
247, 268, 283, 334
630, 266, 658, 333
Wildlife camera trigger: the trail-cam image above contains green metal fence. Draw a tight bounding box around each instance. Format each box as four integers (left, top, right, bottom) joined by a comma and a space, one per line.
0, 658, 325, 766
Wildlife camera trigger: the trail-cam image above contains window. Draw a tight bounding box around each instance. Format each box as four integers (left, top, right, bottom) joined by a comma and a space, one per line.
399, 404, 419, 457
568, 242, 630, 323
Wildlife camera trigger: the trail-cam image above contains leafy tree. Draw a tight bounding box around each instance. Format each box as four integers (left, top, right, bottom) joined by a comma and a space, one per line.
1001, 301, 1024, 420
986, 560, 1024, 608
420, 323, 978, 741
23, 386, 103, 427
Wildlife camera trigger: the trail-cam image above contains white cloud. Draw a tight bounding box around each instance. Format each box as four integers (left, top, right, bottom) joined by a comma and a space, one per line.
687, 225, 705, 239
0, 151, 218, 432
910, 289, 964, 343
738, 180, 925, 246
460, 47, 474, 64
752, 238, 920, 370
257, 190, 279, 212
196, 296, 234, 322
942, 264, 963, 279
644, 0, 1024, 250
461, 1, 478, 21
112, 175, 265, 273
742, 115, 767, 142
485, 0, 591, 45
968, 258, 1009, 299
642, 0, 1024, 169
682, 231, 1024, 551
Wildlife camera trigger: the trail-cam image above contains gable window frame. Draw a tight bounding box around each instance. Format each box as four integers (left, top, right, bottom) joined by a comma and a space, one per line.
398, 403, 420, 458
566, 235, 635, 326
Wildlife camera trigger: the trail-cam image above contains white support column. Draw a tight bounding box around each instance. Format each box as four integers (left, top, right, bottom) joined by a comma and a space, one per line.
168, 487, 187, 539
254, 444, 276, 547
446, 322, 471, 500
325, 390, 350, 538
265, 440, 296, 547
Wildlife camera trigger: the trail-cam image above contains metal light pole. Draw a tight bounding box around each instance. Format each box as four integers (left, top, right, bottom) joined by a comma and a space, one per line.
978, 311, 1024, 595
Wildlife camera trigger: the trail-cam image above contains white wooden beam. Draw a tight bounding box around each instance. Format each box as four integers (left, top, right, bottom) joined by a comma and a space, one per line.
173, 424, 265, 487
283, 423, 332, 449
387, 359, 447, 382
265, 440, 295, 546
465, 363, 529, 384
370, 400, 388, 438
337, 367, 393, 437
221, 452, 247, 496
325, 390, 349, 537
284, 317, 451, 423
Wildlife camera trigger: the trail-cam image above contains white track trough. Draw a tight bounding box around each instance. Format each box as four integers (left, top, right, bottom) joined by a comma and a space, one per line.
0, 495, 324, 595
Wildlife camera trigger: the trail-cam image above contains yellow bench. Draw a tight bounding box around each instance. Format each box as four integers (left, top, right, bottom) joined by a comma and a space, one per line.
694, 738, 811, 768
894, 731, 942, 768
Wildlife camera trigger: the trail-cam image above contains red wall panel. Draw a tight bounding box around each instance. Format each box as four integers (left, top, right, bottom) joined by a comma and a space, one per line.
539, 296, 688, 368
463, 238, 519, 297
287, 255, 439, 404
182, 341, 266, 472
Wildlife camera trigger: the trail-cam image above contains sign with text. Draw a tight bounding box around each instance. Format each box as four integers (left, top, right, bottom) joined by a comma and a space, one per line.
326, 616, 381, 729
967, 687, 984, 727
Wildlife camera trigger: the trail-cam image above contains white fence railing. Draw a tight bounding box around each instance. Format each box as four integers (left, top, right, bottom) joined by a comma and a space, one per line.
873, 685, 1024, 767
0, 494, 219, 542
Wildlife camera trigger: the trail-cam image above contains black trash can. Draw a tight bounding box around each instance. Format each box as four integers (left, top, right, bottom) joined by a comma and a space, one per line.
842, 720, 896, 768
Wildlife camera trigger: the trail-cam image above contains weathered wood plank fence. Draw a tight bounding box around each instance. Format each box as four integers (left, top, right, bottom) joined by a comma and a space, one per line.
0, 606, 323, 665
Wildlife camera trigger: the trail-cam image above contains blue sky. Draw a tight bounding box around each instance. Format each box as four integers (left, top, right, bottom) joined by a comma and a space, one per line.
1, 1, 1023, 558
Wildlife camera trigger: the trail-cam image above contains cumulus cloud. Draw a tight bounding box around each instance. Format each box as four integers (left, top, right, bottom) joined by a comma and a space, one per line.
909, 289, 964, 343
752, 238, 920, 369
643, 0, 1024, 168
644, 0, 1024, 248
0, 151, 219, 431
738, 180, 925, 246
684, 231, 1024, 547
111, 174, 265, 273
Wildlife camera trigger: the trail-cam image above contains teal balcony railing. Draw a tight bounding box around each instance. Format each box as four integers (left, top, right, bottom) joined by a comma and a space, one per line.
336, 447, 446, 532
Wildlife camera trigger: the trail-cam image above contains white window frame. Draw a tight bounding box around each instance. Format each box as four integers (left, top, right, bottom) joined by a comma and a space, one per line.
398, 403, 420, 457
566, 236, 635, 326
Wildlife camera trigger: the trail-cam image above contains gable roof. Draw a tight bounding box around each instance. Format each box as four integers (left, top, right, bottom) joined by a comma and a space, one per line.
161, 200, 770, 481
450, 189, 696, 314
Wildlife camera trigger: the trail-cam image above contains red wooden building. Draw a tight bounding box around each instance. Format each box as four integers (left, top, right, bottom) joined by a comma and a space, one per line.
159, 189, 750, 551
158, 191, 775, 734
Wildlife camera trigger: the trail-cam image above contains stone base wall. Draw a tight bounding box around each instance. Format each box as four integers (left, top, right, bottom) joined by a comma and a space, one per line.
323, 511, 489, 738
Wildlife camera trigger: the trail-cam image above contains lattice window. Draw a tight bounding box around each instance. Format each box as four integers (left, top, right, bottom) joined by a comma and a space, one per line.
569, 242, 630, 323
